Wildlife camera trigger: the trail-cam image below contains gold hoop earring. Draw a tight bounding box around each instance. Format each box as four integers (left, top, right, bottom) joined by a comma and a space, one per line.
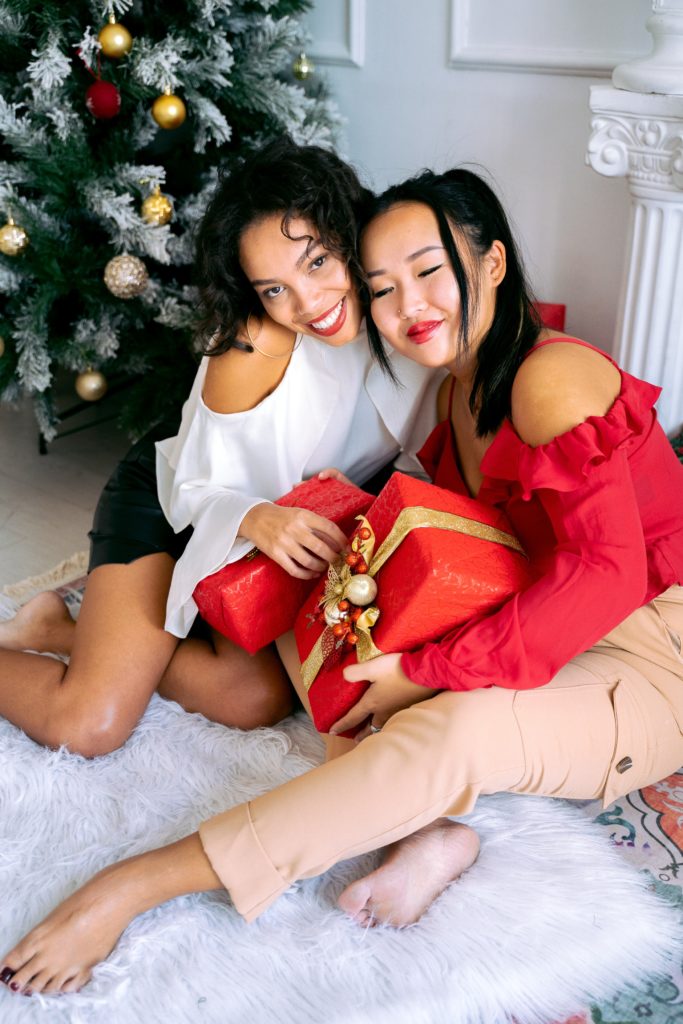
246, 314, 301, 359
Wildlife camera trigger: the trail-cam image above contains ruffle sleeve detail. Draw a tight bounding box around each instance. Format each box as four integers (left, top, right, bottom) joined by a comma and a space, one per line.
480, 371, 661, 502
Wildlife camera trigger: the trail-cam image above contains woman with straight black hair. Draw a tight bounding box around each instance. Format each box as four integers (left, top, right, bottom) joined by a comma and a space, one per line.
5, 164, 681, 999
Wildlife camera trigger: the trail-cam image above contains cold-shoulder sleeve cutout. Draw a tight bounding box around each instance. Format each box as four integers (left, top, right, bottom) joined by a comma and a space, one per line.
480, 370, 661, 501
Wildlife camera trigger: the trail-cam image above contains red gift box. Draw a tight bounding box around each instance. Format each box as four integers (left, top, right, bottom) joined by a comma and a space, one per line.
295, 473, 534, 735
194, 477, 373, 654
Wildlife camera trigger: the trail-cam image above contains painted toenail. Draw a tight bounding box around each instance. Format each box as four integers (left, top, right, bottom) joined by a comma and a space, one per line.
23, 989, 32, 997
0, 967, 14, 984
9, 981, 19, 991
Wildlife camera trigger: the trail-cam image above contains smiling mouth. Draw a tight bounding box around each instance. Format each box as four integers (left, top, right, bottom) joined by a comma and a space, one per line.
305, 297, 347, 336
406, 320, 442, 344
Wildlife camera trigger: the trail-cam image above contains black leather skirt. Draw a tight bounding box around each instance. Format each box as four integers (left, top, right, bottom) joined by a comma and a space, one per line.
88, 423, 192, 572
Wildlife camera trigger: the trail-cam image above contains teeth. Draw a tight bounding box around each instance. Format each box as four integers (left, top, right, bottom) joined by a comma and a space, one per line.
310, 299, 343, 330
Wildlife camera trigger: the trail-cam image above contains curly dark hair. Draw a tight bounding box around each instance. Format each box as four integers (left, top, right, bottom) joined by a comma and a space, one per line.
194, 137, 371, 355
359, 168, 542, 437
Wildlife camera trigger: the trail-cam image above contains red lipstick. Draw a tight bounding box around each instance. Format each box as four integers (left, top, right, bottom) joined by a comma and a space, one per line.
406, 320, 442, 344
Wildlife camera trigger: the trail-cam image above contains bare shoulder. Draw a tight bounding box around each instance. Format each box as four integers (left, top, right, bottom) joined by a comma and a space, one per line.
511, 340, 622, 447
436, 375, 452, 422
202, 318, 297, 414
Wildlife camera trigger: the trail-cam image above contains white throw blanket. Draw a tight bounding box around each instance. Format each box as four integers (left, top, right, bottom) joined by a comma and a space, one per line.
0, 597, 679, 1024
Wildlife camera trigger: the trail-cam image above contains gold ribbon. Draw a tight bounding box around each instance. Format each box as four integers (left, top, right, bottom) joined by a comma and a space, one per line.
300, 505, 525, 691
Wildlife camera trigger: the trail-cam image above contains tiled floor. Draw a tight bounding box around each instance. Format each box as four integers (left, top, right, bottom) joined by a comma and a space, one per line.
0, 394, 130, 586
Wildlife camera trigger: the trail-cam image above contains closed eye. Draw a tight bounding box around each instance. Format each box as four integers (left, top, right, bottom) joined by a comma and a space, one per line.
419, 263, 443, 278
371, 286, 393, 300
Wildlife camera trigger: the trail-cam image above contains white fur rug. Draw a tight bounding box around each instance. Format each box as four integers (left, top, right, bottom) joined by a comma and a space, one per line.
0, 596, 680, 1024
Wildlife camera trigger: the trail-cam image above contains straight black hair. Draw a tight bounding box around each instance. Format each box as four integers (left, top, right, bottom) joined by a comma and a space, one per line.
195, 137, 371, 355
359, 168, 541, 436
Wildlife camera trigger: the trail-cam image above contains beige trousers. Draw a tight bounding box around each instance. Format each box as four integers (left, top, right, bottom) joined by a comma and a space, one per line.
199, 586, 683, 922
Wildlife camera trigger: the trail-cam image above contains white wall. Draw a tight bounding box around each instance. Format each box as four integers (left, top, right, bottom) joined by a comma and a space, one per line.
305, 0, 653, 353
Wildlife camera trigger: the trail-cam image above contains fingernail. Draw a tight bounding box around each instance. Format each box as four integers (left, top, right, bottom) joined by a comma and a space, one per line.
23, 989, 32, 997
10, 981, 19, 991
0, 967, 14, 984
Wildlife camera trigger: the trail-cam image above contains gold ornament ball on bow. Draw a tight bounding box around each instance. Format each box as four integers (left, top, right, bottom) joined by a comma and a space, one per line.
152, 91, 187, 130
141, 186, 173, 226
75, 369, 108, 402
98, 16, 133, 58
103, 254, 149, 298
0, 217, 29, 257
343, 573, 378, 607
292, 52, 315, 80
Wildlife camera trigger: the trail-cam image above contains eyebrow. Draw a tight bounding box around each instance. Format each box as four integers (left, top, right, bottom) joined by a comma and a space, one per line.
249, 237, 323, 286
365, 245, 445, 279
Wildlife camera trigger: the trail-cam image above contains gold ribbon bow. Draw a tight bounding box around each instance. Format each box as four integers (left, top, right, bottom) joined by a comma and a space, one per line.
300, 505, 525, 691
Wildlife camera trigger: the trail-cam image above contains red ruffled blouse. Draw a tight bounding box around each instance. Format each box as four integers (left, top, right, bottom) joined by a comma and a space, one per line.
401, 338, 683, 692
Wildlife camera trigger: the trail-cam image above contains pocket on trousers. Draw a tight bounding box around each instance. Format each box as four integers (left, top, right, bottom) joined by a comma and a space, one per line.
603, 673, 683, 807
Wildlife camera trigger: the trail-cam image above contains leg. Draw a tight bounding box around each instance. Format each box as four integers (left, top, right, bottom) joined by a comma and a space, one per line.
158, 630, 294, 729
276, 630, 354, 761
0, 555, 179, 756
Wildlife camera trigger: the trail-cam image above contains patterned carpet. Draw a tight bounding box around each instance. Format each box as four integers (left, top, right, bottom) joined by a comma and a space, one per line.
570, 774, 683, 1023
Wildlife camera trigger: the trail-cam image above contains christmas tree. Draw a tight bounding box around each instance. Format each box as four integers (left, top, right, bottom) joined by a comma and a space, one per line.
0, 0, 340, 442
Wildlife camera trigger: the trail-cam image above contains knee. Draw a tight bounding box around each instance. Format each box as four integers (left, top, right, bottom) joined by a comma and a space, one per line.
44, 698, 137, 758
235, 673, 295, 730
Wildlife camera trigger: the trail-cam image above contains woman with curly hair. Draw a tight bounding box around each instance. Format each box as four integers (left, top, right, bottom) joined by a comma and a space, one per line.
0, 138, 437, 757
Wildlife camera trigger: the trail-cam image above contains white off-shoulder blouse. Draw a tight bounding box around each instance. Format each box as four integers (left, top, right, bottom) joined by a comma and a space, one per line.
156, 327, 441, 637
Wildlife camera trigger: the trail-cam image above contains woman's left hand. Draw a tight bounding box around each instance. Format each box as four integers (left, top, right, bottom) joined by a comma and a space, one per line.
329, 653, 434, 738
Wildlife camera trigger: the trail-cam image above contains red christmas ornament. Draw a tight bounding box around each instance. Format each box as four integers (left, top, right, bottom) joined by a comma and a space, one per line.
86, 79, 121, 119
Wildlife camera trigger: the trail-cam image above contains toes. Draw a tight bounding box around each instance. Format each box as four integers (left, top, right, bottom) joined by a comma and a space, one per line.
60, 969, 90, 994
43, 965, 87, 995
337, 878, 373, 919
5, 955, 41, 994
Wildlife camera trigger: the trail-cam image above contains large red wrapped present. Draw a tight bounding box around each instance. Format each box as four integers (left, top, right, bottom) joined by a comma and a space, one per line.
295, 472, 534, 735
194, 477, 373, 654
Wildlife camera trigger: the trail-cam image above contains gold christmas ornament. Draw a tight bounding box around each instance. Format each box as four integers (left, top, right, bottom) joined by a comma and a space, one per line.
75, 369, 108, 402
98, 16, 133, 58
292, 52, 315, 80
151, 90, 187, 130
0, 217, 29, 256
342, 573, 378, 607
141, 185, 173, 226
103, 254, 149, 298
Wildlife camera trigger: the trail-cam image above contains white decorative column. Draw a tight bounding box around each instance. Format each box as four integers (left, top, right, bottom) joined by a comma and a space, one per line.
587, 1, 683, 435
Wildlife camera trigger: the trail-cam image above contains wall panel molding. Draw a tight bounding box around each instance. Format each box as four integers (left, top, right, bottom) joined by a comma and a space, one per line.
307, 0, 366, 68
448, 0, 651, 76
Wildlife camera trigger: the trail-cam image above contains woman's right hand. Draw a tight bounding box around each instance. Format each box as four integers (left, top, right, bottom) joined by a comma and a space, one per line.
239, 503, 348, 579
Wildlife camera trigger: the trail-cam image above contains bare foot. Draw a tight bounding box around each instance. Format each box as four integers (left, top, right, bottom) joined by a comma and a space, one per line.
0, 835, 222, 997
0, 861, 147, 996
0, 591, 74, 655
338, 820, 480, 927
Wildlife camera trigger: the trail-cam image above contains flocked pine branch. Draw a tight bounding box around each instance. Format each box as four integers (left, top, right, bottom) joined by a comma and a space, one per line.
0, 0, 341, 440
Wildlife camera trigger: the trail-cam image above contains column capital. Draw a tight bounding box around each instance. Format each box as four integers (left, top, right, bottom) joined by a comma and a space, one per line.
587, 86, 683, 193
